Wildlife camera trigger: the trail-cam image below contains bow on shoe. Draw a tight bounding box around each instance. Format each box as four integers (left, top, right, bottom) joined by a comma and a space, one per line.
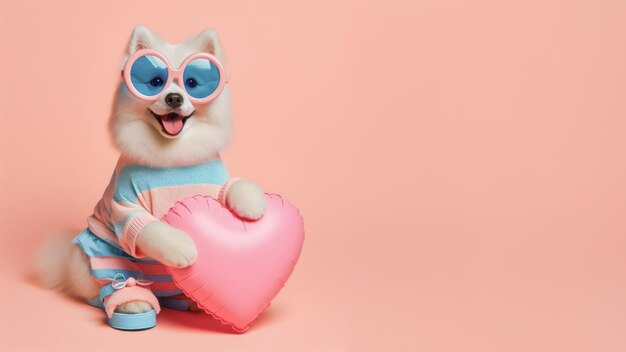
111, 273, 154, 290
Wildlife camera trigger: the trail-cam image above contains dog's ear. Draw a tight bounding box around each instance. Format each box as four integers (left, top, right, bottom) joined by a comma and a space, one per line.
189, 29, 225, 61
127, 25, 158, 54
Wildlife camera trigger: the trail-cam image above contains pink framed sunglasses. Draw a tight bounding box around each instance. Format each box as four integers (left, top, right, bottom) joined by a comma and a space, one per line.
121, 49, 229, 104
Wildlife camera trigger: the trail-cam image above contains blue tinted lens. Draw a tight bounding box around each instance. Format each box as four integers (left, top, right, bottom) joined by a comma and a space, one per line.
183, 58, 220, 99
130, 55, 168, 96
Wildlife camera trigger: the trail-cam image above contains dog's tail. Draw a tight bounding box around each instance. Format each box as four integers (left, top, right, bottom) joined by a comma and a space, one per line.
33, 232, 76, 290
33, 232, 99, 299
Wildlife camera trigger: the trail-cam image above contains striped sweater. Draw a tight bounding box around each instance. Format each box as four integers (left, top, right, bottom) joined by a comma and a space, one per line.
73, 155, 234, 298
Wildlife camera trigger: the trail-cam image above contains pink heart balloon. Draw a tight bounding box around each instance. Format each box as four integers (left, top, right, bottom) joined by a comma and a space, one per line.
162, 194, 304, 332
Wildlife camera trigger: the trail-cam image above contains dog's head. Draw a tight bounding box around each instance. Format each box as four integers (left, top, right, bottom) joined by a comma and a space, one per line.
109, 25, 232, 167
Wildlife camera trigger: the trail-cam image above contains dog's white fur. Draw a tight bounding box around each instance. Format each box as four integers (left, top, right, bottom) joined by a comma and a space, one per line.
35, 26, 267, 314
111, 26, 233, 167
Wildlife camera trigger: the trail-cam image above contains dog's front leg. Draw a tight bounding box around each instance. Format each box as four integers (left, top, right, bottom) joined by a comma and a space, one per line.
224, 179, 267, 220
136, 222, 198, 268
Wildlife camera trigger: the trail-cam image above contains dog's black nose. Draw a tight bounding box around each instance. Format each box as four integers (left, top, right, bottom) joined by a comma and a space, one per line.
165, 93, 183, 108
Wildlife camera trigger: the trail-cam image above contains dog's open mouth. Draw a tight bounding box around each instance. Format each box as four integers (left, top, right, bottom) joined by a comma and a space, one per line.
149, 109, 194, 136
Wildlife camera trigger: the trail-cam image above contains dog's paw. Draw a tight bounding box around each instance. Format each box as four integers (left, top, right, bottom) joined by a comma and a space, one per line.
155, 228, 198, 268
157, 236, 198, 268
137, 222, 198, 268
115, 300, 153, 314
226, 179, 267, 220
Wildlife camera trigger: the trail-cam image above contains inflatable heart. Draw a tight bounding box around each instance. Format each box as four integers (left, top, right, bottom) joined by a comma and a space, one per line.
162, 193, 304, 332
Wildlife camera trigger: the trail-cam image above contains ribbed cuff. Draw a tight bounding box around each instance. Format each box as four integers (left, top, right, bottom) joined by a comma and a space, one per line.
218, 177, 242, 206
123, 213, 157, 257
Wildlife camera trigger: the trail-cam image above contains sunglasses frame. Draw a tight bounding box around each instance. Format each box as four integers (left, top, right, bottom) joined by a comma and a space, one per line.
121, 49, 229, 104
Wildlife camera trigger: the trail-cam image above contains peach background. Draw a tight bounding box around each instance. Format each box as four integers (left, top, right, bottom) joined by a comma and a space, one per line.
1, 0, 626, 351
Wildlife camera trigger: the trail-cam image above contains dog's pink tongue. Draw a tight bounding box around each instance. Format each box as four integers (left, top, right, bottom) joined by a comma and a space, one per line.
162, 114, 184, 135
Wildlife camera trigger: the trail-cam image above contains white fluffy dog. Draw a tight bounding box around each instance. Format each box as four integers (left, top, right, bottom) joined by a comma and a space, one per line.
35, 26, 266, 314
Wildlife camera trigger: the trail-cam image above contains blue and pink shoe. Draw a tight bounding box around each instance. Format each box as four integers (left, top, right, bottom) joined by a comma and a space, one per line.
88, 275, 160, 331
